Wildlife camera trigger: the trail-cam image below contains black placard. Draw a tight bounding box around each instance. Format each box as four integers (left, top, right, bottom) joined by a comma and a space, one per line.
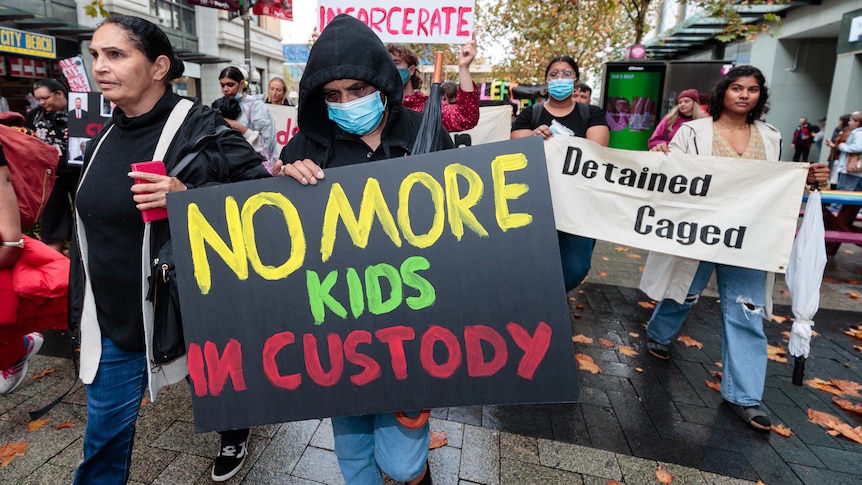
166, 137, 580, 432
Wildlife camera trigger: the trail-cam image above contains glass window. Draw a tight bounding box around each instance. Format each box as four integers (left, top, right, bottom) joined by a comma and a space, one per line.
151, 0, 196, 33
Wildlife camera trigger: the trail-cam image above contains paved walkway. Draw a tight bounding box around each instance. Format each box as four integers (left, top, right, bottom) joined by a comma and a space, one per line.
2, 241, 861, 484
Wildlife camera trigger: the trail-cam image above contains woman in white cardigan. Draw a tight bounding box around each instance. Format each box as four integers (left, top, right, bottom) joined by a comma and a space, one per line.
640, 65, 829, 430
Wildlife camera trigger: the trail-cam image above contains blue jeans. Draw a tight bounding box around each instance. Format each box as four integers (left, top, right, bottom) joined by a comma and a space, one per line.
74, 337, 147, 485
558, 231, 596, 291
646, 261, 767, 407
331, 412, 429, 484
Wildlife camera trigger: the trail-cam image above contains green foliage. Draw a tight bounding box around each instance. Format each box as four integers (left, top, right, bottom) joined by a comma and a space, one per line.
84, 0, 109, 19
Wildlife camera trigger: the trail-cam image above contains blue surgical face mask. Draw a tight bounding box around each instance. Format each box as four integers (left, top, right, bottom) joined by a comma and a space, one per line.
547, 78, 575, 101
233, 91, 243, 101
398, 68, 411, 86
326, 91, 387, 135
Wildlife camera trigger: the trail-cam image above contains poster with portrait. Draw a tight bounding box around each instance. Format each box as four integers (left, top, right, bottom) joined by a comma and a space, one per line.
66, 92, 113, 166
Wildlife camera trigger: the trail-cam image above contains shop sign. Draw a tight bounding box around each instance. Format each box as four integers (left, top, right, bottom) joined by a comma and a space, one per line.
0, 26, 56, 59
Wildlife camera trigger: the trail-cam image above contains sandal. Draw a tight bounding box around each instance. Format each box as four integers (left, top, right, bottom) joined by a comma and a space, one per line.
647, 340, 670, 360
728, 402, 771, 430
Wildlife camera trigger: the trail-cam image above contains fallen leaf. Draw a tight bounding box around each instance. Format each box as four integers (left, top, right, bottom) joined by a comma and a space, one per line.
0, 442, 27, 467
655, 464, 674, 484
32, 368, 57, 379
807, 408, 862, 444
854, 345, 862, 353
635, 367, 644, 373
626, 253, 642, 259
54, 420, 75, 430
140, 397, 150, 407
572, 334, 594, 344
573, 313, 582, 319
576, 353, 602, 374
598, 338, 615, 348
567, 296, 576, 302
767, 344, 788, 363
638, 265, 645, 272
618, 345, 638, 357
845, 325, 862, 339
771, 315, 789, 324
831, 379, 862, 398
714, 361, 723, 368
638, 301, 656, 309
705, 379, 721, 392
832, 397, 862, 415
771, 423, 794, 437
574, 304, 584, 310
607, 480, 622, 485
847, 291, 861, 300
27, 417, 50, 432
677, 335, 704, 349
596, 272, 609, 277
601, 256, 609, 261
806, 378, 845, 396
614, 246, 629, 252
756, 481, 766, 485
629, 332, 640, 338
429, 430, 447, 449
711, 370, 723, 381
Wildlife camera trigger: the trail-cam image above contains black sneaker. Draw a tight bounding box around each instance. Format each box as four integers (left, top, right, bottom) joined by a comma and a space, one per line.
647, 339, 670, 360
212, 438, 248, 482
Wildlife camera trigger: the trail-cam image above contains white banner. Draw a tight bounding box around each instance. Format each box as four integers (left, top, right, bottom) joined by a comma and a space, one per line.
318, 0, 474, 43
59, 56, 90, 92
544, 136, 809, 273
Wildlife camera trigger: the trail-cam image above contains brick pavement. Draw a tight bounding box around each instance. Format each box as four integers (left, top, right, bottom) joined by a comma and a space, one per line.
1, 240, 861, 484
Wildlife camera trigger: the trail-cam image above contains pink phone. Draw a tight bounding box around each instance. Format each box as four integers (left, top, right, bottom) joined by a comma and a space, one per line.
131, 161, 168, 222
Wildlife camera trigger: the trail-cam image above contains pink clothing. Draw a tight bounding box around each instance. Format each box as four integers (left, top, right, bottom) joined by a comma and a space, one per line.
402, 83, 480, 132
648, 115, 693, 149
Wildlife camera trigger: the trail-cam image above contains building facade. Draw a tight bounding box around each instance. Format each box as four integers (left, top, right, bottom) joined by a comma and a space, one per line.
644, 0, 862, 162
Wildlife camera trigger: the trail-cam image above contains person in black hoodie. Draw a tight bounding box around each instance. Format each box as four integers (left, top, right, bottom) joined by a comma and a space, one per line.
273, 14, 451, 485
70, 15, 269, 484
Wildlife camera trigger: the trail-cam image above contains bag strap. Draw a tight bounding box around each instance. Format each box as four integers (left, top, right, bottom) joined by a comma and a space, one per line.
530, 103, 544, 130
154, 98, 194, 167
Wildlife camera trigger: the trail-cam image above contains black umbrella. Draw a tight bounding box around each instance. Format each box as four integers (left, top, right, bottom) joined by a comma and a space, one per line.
411, 52, 445, 155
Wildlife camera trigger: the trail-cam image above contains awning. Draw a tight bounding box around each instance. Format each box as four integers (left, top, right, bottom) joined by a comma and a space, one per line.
643, 1, 820, 60
0, 6, 34, 22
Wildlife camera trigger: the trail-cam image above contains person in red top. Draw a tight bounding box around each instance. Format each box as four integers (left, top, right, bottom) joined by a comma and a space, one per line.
388, 41, 480, 132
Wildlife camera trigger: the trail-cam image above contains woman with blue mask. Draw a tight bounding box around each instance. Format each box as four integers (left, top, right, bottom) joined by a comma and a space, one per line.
511, 55, 610, 293
218, 66, 278, 172
272, 15, 452, 485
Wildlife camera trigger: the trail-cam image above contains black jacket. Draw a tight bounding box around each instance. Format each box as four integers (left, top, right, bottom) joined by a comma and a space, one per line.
68, 94, 270, 342
280, 14, 453, 168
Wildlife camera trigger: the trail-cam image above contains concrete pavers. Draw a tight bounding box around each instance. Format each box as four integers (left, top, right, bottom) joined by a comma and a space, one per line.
1, 240, 860, 484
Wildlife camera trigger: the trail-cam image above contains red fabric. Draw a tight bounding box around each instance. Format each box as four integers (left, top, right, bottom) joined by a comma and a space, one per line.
402, 84, 480, 133
0, 235, 69, 368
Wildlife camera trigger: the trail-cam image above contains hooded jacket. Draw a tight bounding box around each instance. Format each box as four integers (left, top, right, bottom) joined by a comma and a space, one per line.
280, 14, 453, 167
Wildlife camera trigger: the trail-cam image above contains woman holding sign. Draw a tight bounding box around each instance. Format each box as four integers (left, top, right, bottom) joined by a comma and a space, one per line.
70, 15, 269, 484
639, 65, 828, 430
273, 14, 452, 485
511, 55, 609, 292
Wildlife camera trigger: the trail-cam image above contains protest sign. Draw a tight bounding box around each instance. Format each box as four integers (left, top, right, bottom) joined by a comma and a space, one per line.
167, 137, 580, 432
318, 0, 474, 43
66, 92, 112, 166
544, 136, 809, 273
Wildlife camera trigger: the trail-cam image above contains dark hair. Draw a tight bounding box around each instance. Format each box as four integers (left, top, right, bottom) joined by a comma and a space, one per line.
211, 96, 241, 120
32, 78, 67, 96
838, 114, 851, 128
707, 65, 769, 124
220, 66, 245, 83
544, 56, 579, 81
387, 44, 422, 90
98, 15, 185, 82
441, 81, 458, 102
575, 83, 591, 94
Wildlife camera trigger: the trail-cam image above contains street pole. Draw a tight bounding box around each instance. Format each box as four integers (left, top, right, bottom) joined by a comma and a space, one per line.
242, 0, 253, 90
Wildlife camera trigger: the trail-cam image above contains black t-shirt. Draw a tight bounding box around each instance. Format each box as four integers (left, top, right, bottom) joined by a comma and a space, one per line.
511, 103, 608, 138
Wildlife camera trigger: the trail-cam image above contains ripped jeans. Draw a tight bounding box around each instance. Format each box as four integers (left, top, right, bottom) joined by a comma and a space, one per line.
646, 261, 768, 407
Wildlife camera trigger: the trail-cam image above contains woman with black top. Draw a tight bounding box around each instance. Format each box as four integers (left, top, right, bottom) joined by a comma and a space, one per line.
511, 55, 609, 292
70, 15, 269, 484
